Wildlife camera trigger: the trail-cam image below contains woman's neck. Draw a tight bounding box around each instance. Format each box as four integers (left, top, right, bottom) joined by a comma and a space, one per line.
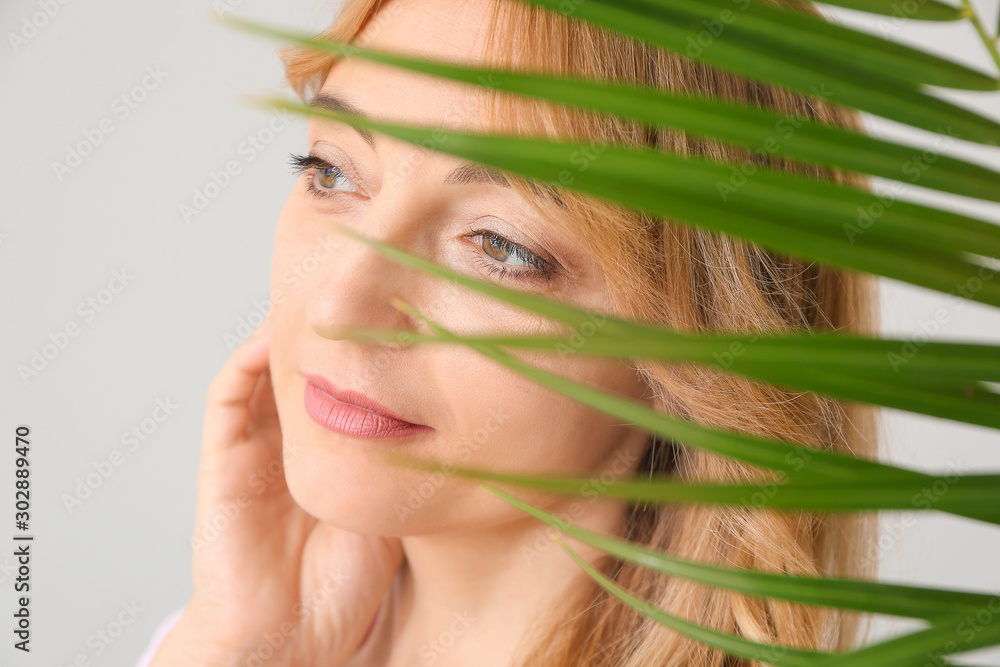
363, 495, 632, 667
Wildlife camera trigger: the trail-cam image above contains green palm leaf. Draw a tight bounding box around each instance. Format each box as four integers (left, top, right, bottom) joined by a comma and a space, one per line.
484, 483, 994, 620
556, 540, 829, 666
399, 453, 1000, 520
624, 0, 998, 91
559, 536, 992, 667
518, 0, 1000, 142
257, 98, 1000, 311
225, 17, 1000, 203
804, 0, 969, 20
811, 611, 1000, 666
319, 221, 1000, 430
224, 0, 1000, 661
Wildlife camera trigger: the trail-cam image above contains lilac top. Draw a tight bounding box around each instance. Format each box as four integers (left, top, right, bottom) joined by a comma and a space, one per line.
134, 606, 185, 667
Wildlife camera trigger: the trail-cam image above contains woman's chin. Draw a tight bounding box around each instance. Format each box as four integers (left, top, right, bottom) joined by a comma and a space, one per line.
281, 437, 448, 535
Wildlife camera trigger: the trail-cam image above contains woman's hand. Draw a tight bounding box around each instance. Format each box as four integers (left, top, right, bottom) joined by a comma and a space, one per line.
150, 319, 404, 667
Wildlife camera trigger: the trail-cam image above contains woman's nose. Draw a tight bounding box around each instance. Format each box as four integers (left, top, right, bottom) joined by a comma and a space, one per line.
304, 219, 425, 344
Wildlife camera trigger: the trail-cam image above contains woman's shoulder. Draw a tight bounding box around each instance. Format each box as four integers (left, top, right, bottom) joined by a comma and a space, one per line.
134, 605, 186, 667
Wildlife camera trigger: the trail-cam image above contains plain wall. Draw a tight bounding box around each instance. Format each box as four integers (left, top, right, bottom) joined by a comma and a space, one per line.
2, 0, 999, 664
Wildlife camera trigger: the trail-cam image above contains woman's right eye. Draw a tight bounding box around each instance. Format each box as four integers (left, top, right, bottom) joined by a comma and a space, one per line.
289, 153, 359, 198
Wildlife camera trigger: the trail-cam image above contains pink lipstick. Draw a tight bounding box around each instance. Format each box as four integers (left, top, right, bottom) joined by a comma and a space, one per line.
302, 373, 431, 439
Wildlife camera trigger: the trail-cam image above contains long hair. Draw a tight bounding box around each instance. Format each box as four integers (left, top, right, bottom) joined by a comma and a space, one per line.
279, 1, 881, 664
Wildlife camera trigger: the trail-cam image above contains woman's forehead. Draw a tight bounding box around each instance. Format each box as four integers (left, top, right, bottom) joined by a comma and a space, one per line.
317, 56, 494, 133
353, 0, 496, 63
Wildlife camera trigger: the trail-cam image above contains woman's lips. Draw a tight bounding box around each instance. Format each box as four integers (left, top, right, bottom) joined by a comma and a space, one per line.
302, 373, 432, 439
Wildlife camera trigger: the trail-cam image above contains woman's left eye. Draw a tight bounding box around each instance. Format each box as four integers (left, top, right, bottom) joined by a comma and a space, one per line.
290, 152, 553, 286
289, 153, 358, 197
466, 229, 555, 285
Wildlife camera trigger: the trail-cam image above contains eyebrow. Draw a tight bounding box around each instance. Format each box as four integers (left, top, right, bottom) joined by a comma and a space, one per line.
310, 91, 518, 189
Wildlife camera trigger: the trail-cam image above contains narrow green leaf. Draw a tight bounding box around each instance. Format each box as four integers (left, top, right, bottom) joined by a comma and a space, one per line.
807, 0, 970, 21
347, 327, 1000, 429
324, 220, 1000, 431
560, 537, 989, 666
399, 454, 1000, 521
729, 364, 1000, 430
223, 16, 1000, 203
626, 0, 998, 91
811, 607, 1000, 666
374, 305, 926, 485
485, 483, 997, 620
355, 331, 1000, 384
294, 217, 998, 387
956, 0, 1000, 78
383, 301, 1000, 526
515, 0, 1000, 144
557, 537, 826, 666
261, 99, 1000, 310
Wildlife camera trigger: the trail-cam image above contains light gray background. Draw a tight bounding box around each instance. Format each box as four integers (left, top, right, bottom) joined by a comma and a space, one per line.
2, 1, 999, 665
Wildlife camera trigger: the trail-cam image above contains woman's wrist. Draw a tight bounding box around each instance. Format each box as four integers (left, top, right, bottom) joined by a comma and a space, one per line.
147, 610, 252, 667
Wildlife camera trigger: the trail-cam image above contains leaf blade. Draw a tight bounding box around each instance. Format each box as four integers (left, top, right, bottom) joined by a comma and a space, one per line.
263, 98, 1000, 310
485, 483, 996, 620
222, 16, 1000, 203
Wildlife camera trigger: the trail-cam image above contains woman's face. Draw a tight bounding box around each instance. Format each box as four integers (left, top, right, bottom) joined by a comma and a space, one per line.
268, 0, 654, 535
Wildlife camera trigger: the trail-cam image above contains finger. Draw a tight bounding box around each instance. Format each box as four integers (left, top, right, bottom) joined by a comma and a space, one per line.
247, 366, 280, 428
311, 530, 406, 657
202, 330, 272, 449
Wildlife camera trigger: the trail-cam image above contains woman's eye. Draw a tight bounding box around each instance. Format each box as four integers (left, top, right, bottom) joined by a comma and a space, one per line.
316, 165, 354, 192
481, 234, 531, 267
467, 229, 555, 286
289, 153, 358, 197
288, 153, 554, 286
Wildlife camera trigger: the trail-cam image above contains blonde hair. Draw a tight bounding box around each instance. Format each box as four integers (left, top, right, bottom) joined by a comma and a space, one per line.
280, 1, 881, 664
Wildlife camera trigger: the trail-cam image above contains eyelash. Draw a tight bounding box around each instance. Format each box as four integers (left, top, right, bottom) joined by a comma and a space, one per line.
466, 229, 554, 285
289, 153, 357, 200
289, 152, 555, 286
